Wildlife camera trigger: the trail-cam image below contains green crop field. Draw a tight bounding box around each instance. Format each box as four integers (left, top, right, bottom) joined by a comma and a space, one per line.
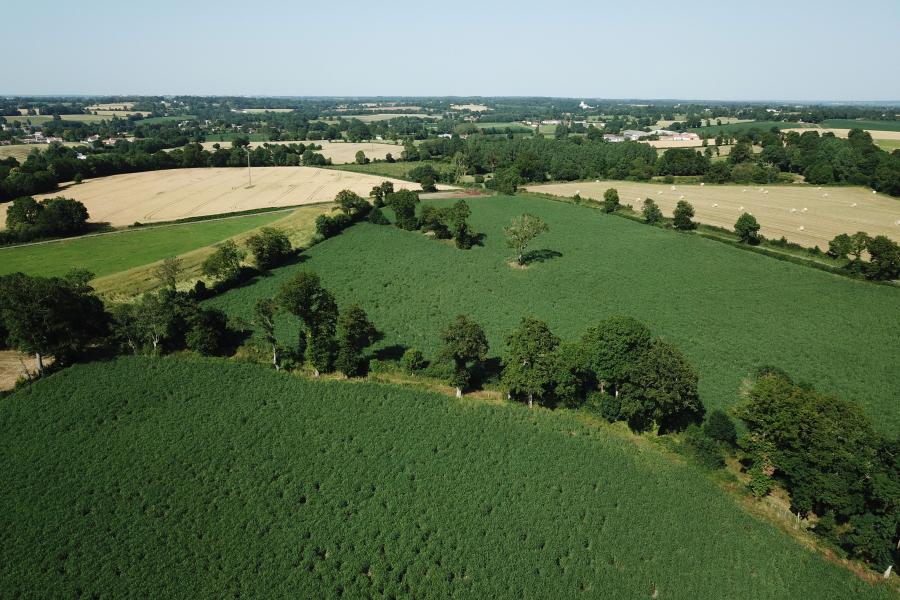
875, 139, 900, 152
0, 211, 287, 279
0, 356, 892, 599
822, 119, 900, 132
208, 195, 900, 432
330, 160, 450, 180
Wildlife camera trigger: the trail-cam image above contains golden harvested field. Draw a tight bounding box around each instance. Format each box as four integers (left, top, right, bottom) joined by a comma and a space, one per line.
237, 108, 294, 113
9, 167, 450, 227
0, 351, 50, 391
91, 110, 151, 117
525, 180, 900, 248
645, 139, 708, 149
781, 127, 900, 141
190, 141, 402, 163
86, 103, 135, 111
0, 142, 82, 161
451, 103, 490, 112
4, 114, 110, 124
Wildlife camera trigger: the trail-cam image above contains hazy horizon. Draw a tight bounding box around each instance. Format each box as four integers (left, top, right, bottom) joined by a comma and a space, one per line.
5, 0, 900, 101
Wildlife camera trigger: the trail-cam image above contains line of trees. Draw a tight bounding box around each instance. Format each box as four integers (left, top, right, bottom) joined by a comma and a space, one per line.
0, 140, 330, 202
828, 232, 900, 281
2, 196, 90, 244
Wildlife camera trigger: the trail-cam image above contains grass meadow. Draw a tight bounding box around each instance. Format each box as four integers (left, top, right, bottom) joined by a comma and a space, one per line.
0, 211, 288, 279
208, 194, 900, 432
0, 356, 893, 599
821, 119, 900, 132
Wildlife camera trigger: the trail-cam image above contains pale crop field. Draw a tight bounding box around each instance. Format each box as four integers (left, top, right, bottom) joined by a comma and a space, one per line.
451, 103, 490, 111
0, 143, 82, 161
6, 167, 450, 227
3, 114, 112, 124
85, 103, 135, 111
190, 141, 402, 163
526, 180, 900, 248
781, 127, 900, 141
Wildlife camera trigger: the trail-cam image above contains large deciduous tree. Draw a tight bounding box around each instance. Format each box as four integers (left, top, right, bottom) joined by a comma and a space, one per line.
0, 272, 108, 375
580, 316, 652, 397
672, 200, 696, 230
618, 338, 703, 432
277, 271, 338, 376
439, 315, 488, 397
201, 240, 246, 283
335, 304, 378, 377
501, 316, 559, 408
245, 227, 293, 271
734, 212, 761, 244
505, 213, 549, 266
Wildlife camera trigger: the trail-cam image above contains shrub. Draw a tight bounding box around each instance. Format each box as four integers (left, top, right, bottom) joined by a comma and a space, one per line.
602, 188, 620, 213
401, 348, 426, 373
746, 462, 773, 498
245, 227, 292, 270
367, 207, 389, 225
683, 425, 725, 469
587, 391, 620, 423
704, 409, 737, 446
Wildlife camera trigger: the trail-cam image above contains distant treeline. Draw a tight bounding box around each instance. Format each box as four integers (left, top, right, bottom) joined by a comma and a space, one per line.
413, 128, 900, 196
0, 140, 329, 202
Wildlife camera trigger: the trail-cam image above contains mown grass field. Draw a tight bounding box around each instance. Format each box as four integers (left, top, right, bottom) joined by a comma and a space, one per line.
688, 121, 813, 135
822, 119, 900, 132
208, 195, 900, 432
0, 210, 288, 279
0, 356, 893, 599
330, 160, 452, 180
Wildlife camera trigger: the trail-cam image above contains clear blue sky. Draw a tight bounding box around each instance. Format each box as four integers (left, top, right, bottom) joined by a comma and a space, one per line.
5, 0, 899, 101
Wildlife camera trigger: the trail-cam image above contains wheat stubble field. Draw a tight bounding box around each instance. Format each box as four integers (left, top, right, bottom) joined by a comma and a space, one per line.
526, 181, 900, 248
189, 141, 402, 163
5, 167, 446, 227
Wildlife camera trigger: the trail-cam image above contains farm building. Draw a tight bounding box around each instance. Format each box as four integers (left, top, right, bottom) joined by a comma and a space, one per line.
603, 134, 625, 142
623, 130, 652, 140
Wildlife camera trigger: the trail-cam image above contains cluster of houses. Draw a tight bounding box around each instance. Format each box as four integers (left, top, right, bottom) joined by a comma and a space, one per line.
603, 129, 701, 143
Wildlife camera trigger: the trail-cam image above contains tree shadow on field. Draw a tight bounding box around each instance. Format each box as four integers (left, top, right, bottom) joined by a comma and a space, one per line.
522, 248, 562, 265
471, 356, 503, 389
373, 344, 407, 361
468, 232, 486, 248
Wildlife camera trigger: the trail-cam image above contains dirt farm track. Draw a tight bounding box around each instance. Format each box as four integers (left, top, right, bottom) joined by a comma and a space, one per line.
3, 167, 448, 227
526, 181, 900, 248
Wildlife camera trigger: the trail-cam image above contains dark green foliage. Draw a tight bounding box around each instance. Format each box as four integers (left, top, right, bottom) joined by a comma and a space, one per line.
335, 189, 370, 218
734, 212, 761, 244
201, 239, 245, 283
419, 200, 475, 248
642, 198, 662, 224
367, 206, 389, 225
580, 316, 652, 395
864, 235, 900, 281
385, 189, 420, 231
618, 338, 703, 432
1, 357, 891, 599
335, 304, 377, 377
672, 200, 696, 230
827, 233, 852, 259
704, 409, 737, 446
656, 148, 710, 176
4, 196, 89, 243
439, 315, 488, 395
704, 162, 732, 183
602, 188, 620, 213
501, 316, 559, 407
185, 307, 230, 356
401, 348, 426, 373
593, 391, 621, 423
0, 272, 108, 371
276, 271, 338, 375
315, 212, 353, 238
683, 425, 725, 469
737, 373, 899, 568
245, 227, 292, 270
370, 181, 393, 208
486, 168, 520, 194
419, 205, 451, 238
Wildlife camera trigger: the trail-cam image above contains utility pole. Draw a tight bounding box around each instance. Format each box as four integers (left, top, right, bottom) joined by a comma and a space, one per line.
245, 147, 252, 187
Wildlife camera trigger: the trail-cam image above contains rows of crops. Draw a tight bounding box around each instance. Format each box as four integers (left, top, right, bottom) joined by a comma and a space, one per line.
0, 356, 892, 598
208, 194, 900, 432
